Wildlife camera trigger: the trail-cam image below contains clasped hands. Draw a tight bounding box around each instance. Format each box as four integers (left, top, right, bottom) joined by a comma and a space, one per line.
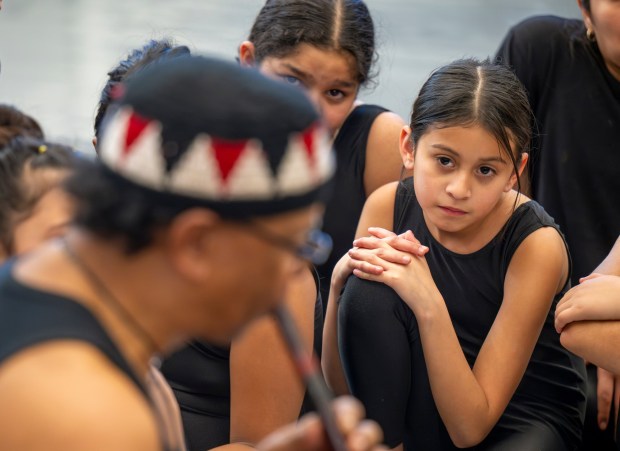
335, 227, 440, 315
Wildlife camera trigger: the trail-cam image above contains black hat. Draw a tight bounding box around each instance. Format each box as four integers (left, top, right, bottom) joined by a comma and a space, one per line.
98, 55, 335, 217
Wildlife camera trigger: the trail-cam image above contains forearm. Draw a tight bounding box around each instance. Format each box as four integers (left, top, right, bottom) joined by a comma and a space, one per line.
211, 442, 255, 451
417, 300, 501, 447
594, 236, 620, 276
322, 278, 350, 395
560, 321, 620, 375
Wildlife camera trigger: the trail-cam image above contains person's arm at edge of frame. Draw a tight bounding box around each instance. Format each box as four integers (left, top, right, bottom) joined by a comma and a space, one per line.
558, 236, 620, 430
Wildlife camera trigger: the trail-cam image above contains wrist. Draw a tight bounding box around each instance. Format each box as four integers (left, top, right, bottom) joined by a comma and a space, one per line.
408, 289, 445, 325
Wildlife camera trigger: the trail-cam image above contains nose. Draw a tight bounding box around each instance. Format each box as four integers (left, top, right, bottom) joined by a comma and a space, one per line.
445, 171, 472, 200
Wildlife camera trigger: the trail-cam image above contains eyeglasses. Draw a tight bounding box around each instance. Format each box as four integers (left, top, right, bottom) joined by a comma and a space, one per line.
238, 221, 333, 265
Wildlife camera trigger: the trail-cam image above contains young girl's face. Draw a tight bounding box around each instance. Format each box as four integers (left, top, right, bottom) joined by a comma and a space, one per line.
257, 44, 360, 136
402, 124, 524, 239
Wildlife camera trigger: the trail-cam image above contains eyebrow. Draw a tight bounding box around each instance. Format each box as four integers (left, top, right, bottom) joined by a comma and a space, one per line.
431, 144, 508, 164
281, 63, 356, 89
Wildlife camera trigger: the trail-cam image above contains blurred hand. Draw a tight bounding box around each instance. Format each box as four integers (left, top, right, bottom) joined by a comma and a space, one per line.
257, 396, 386, 451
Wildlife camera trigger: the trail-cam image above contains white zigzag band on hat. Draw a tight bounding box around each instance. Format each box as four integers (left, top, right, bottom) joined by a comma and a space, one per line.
99, 107, 336, 202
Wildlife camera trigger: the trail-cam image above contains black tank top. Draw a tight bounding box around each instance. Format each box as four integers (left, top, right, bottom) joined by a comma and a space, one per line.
316, 104, 388, 309
0, 260, 173, 450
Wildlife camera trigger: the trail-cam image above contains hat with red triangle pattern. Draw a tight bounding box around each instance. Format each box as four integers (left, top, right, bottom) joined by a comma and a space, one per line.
97, 55, 335, 218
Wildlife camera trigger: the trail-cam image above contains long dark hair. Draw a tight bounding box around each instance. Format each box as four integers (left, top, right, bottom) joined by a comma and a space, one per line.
0, 104, 44, 148
247, 0, 376, 86
582, 0, 590, 12
408, 58, 532, 195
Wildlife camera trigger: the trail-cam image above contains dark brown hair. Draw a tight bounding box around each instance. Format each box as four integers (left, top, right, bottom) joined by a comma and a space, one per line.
0, 137, 74, 253
0, 104, 44, 148
583, 0, 591, 12
408, 58, 532, 194
94, 38, 190, 138
247, 0, 376, 86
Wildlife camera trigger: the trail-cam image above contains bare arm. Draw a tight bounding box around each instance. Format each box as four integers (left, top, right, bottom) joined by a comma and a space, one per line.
556, 236, 620, 375
561, 320, 620, 375
221, 268, 316, 448
322, 183, 398, 394
363, 112, 404, 197
322, 182, 429, 395
0, 342, 160, 451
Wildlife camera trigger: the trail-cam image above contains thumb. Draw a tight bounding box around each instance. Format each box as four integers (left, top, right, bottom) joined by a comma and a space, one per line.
368, 227, 397, 239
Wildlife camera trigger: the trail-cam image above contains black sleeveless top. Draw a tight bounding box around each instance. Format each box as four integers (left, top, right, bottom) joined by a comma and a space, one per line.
0, 260, 173, 451
316, 104, 388, 309
338, 178, 587, 450
496, 16, 620, 286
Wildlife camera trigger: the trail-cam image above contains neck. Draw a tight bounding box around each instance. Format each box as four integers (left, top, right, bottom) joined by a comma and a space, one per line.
60, 231, 186, 374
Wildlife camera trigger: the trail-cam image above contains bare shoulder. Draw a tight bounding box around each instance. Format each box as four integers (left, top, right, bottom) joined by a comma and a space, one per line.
367, 111, 404, 141
0, 341, 160, 451
507, 224, 569, 294
355, 181, 400, 238
363, 110, 405, 197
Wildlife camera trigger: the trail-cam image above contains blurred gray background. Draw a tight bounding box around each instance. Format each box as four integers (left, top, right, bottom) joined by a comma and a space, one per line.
0, 1, 580, 152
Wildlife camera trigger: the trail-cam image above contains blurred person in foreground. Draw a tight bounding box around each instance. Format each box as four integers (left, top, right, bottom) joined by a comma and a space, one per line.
0, 55, 383, 451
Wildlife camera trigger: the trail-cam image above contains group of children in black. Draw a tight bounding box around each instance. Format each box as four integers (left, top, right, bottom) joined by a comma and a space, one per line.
1, 0, 619, 450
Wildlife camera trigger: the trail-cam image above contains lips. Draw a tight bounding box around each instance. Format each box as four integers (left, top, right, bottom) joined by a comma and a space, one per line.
439, 206, 467, 216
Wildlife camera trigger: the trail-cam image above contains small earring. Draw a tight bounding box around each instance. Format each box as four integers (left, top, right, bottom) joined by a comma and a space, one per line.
586, 28, 596, 42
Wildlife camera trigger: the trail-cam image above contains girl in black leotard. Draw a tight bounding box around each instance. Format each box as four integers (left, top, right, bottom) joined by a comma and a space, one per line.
239, 0, 405, 307
323, 58, 587, 450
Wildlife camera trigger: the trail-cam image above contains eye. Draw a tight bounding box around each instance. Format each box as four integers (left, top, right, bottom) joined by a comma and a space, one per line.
280, 75, 301, 86
326, 89, 345, 99
437, 156, 454, 168
477, 166, 496, 176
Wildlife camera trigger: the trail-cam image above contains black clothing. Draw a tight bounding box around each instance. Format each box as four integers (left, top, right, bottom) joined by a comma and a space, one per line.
316, 104, 388, 309
162, 341, 230, 450
161, 269, 324, 451
338, 179, 587, 450
0, 261, 172, 450
496, 16, 620, 285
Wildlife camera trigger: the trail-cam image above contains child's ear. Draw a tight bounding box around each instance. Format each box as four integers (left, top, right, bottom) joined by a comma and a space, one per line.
238, 41, 257, 67
506, 152, 529, 192
577, 0, 594, 35
399, 126, 415, 170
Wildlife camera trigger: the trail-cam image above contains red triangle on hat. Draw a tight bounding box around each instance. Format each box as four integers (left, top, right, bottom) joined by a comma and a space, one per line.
300, 123, 318, 170
211, 137, 249, 184
123, 112, 152, 158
